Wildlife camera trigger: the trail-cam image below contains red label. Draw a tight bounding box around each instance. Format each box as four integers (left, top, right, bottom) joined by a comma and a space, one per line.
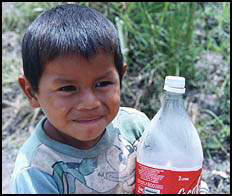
135, 161, 202, 194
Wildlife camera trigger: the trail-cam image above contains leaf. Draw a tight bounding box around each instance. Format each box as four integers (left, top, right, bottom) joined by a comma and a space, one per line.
206, 136, 221, 150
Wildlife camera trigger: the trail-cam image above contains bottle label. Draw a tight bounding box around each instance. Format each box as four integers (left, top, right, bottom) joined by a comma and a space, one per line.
135, 161, 202, 194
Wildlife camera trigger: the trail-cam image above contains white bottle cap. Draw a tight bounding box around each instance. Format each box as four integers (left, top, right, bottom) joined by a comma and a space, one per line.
164, 76, 185, 94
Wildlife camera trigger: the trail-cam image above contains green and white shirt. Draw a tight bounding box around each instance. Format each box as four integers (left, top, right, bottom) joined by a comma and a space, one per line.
11, 107, 150, 194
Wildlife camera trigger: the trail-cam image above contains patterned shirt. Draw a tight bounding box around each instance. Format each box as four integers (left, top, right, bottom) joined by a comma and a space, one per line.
11, 107, 150, 194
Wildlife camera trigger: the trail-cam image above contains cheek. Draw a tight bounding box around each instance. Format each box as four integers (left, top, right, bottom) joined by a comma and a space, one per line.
104, 86, 121, 110
53, 99, 70, 113
41, 97, 71, 117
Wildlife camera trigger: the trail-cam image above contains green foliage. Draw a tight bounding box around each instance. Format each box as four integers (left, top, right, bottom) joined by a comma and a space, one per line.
196, 3, 230, 59
106, 3, 201, 83
2, 58, 21, 85
197, 109, 230, 159
2, 2, 65, 34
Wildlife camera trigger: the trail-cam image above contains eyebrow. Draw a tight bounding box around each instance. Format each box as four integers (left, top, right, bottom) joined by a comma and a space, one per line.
52, 70, 115, 84
95, 70, 114, 80
53, 78, 76, 84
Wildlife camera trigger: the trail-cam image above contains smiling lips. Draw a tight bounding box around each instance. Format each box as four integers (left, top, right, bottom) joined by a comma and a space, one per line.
73, 116, 103, 124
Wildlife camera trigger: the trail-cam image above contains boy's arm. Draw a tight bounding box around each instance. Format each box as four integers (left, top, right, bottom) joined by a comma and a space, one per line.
12, 167, 59, 194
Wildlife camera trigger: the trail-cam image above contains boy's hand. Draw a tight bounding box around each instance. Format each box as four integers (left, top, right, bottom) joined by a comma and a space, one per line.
199, 180, 209, 194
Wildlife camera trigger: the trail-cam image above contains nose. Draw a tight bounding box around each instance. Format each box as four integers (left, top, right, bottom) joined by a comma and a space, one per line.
75, 89, 101, 111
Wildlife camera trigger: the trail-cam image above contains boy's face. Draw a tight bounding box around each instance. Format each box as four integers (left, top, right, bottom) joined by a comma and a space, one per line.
19, 53, 126, 149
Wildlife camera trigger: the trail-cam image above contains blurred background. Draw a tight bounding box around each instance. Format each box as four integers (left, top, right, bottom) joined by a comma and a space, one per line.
2, 2, 230, 193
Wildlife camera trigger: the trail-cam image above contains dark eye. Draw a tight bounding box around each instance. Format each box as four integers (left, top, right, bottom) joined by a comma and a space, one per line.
59, 86, 77, 92
96, 81, 113, 88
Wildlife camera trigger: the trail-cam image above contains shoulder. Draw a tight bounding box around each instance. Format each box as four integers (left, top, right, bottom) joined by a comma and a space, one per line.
119, 107, 149, 118
11, 118, 60, 193
12, 117, 48, 180
118, 107, 150, 123
113, 107, 150, 145
11, 167, 59, 193
118, 106, 150, 127
13, 130, 41, 176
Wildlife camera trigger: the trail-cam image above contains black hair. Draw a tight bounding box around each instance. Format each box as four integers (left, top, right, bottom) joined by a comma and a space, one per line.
22, 3, 124, 92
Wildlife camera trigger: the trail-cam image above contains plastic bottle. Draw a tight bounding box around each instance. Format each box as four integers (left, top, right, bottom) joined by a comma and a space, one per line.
135, 76, 203, 194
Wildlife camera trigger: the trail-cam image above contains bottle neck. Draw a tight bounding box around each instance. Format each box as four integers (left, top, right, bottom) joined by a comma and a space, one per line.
163, 91, 184, 100
161, 91, 186, 113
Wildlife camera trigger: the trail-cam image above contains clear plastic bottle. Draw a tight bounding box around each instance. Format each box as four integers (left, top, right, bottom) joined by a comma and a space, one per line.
135, 76, 203, 194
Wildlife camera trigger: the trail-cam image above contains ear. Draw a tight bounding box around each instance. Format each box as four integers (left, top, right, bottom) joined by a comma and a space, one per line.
18, 76, 40, 108
122, 63, 128, 78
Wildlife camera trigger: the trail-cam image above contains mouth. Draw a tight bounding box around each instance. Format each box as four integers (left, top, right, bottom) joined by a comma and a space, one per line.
73, 116, 103, 124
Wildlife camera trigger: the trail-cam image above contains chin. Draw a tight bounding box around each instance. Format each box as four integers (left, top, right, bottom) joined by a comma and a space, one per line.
69, 118, 109, 140
72, 126, 106, 142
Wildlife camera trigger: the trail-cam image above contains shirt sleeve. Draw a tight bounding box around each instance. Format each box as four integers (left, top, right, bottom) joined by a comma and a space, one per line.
118, 107, 151, 144
12, 167, 59, 194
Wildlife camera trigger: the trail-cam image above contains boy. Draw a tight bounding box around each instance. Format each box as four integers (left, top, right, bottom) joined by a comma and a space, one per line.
12, 3, 209, 194
11, 4, 150, 194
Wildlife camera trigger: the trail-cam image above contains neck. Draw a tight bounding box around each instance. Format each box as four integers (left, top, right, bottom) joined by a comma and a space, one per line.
43, 119, 104, 150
